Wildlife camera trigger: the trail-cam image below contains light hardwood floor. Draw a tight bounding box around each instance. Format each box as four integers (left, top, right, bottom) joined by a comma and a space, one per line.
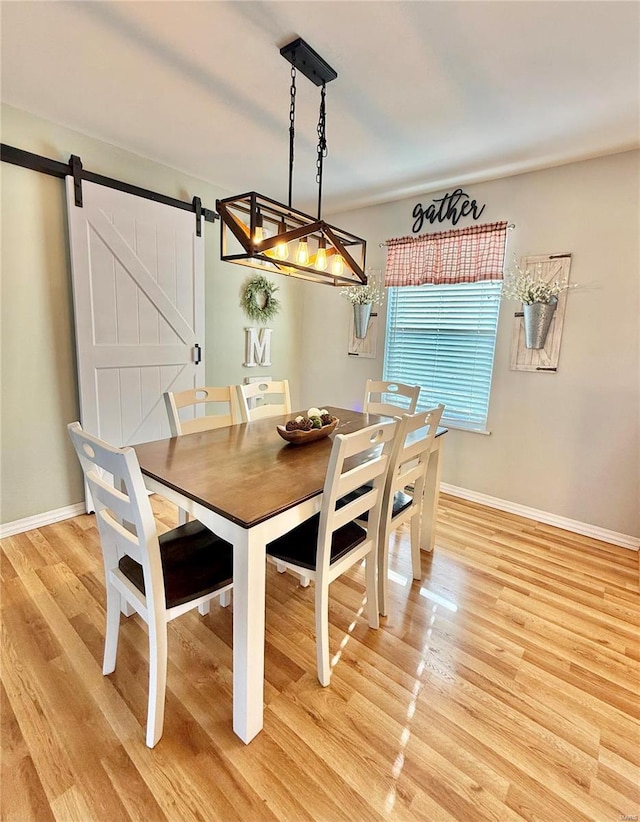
2, 494, 638, 822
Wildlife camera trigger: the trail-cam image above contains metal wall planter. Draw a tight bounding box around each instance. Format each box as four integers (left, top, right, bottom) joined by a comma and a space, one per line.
353, 303, 373, 339
523, 297, 557, 349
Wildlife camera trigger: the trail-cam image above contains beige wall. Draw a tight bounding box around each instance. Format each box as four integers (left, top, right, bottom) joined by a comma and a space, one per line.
301, 151, 640, 538
0, 105, 304, 523
2, 104, 638, 539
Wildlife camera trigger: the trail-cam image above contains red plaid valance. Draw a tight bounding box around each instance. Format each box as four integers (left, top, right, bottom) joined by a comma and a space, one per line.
384, 221, 508, 287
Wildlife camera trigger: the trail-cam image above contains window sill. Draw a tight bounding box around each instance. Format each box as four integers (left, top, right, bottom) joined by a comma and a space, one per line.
440, 420, 491, 435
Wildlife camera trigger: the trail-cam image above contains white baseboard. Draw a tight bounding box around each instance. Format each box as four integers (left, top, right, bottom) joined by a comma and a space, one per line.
0, 503, 87, 539
2, 489, 638, 553
441, 483, 639, 551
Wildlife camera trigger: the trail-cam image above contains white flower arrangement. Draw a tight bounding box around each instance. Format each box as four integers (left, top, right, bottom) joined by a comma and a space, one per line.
502, 259, 577, 305
340, 283, 383, 305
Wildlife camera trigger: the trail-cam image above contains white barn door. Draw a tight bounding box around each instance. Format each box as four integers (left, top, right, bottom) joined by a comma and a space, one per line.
66, 179, 204, 455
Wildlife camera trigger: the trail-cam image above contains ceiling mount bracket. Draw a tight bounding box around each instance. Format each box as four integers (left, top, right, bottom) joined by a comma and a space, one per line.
280, 38, 337, 86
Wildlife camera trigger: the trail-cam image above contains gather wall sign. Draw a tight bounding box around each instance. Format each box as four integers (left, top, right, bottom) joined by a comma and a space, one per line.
412, 188, 486, 233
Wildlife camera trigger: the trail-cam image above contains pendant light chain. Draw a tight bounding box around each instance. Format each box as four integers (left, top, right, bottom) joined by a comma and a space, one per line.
288, 66, 297, 209
217, 39, 366, 286
316, 81, 327, 220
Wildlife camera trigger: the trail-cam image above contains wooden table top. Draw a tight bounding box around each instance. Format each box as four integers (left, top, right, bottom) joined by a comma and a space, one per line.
134, 406, 388, 529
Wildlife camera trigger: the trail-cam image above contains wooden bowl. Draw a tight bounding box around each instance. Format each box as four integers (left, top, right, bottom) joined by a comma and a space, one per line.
276, 417, 339, 446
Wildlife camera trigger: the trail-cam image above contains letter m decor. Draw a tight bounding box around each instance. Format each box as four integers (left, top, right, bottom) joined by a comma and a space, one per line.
244, 327, 272, 367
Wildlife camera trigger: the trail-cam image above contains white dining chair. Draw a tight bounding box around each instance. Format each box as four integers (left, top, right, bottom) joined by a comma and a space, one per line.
265, 419, 397, 686
164, 385, 240, 526
363, 379, 420, 416
164, 385, 240, 436
67, 421, 234, 748
236, 379, 291, 422
376, 405, 444, 615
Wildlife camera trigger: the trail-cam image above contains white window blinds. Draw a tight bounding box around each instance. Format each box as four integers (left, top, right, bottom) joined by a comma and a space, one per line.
383, 281, 502, 431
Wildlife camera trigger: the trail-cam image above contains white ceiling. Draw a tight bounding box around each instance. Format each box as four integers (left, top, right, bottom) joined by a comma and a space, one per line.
2, 1, 639, 214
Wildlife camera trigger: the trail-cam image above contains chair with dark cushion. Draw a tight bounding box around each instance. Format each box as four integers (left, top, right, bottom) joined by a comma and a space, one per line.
164, 385, 240, 436
236, 379, 291, 422
164, 385, 240, 532
338, 405, 444, 615
266, 419, 397, 686
373, 405, 444, 615
67, 421, 233, 748
363, 379, 420, 417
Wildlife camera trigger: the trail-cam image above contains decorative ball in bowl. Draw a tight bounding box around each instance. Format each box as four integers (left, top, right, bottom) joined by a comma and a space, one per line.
277, 409, 339, 446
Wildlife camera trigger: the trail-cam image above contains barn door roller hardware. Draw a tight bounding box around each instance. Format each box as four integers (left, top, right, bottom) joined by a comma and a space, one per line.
1, 144, 218, 235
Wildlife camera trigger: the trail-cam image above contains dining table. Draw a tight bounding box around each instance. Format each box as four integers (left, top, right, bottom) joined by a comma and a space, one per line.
134, 405, 447, 744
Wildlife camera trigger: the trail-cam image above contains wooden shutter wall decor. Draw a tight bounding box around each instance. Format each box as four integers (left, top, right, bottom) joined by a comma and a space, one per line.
510, 253, 572, 373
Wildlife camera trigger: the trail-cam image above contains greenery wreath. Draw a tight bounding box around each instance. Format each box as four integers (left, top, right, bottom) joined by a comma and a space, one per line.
241, 275, 281, 323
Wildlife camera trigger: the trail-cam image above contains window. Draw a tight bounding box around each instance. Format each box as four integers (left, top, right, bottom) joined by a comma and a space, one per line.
383, 280, 502, 432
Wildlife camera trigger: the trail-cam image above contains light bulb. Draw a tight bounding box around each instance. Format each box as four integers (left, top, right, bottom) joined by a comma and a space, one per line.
275, 220, 289, 260
253, 210, 264, 245
315, 238, 328, 271
296, 238, 309, 265
332, 254, 344, 276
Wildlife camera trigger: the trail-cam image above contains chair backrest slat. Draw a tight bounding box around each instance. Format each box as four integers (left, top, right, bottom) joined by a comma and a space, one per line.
165, 386, 239, 436
317, 421, 397, 576
95, 507, 144, 564
363, 379, 420, 417
236, 380, 291, 423
331, 488, 380, 532
67, 422, 165, 610
384, 405, 444, 521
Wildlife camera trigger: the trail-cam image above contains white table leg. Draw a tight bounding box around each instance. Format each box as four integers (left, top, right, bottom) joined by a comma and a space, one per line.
421, 437, 444, 553
232, 527, 266, 744
139, 476, 319, 745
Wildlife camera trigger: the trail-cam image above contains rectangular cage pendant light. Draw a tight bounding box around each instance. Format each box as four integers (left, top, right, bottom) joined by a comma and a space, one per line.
216, 38, 368, 287
217, 191, 367, 286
